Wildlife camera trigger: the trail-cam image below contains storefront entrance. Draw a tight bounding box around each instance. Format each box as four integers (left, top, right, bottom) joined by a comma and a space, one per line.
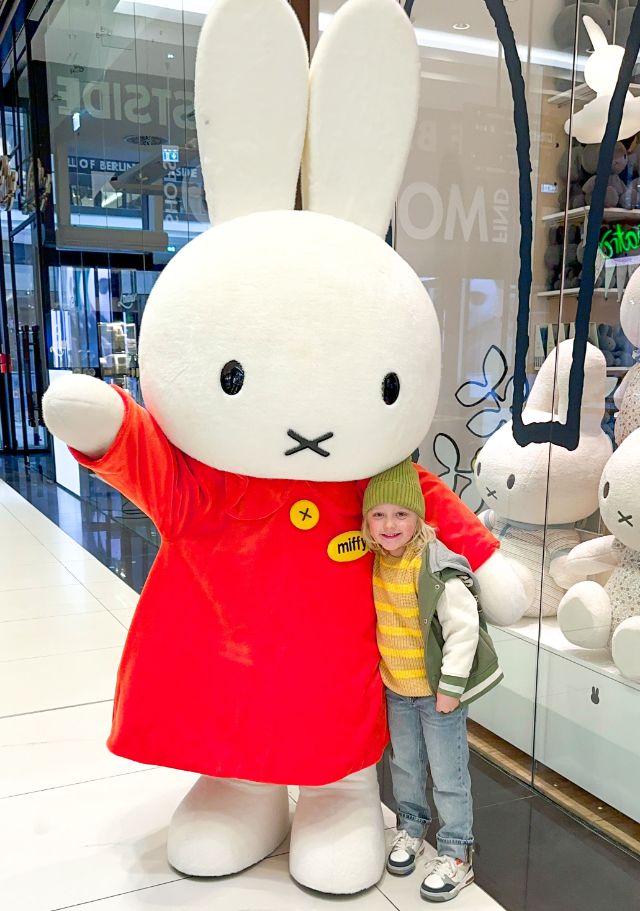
0, 30, 48, 455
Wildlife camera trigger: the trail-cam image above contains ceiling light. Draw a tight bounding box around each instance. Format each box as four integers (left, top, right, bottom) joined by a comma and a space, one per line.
453, 23, 470, 31
167, 52, 175, 59
112, 3, 586, 73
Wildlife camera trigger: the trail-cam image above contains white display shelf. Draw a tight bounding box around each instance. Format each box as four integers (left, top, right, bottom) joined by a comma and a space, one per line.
547, 82, 640, 108
470, 617, 640, 822
496, 616, 640, 692
531, 364, 630, 378
536, 287, 610, 298
541, 206, 640, 227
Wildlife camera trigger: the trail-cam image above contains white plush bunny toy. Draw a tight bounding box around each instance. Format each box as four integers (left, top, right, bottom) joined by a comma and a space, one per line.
565, 15, 640, 144
614, 266, 640, 445
555, 427, 640, 681
474, 340, 612, 627
42, 0, 525, 894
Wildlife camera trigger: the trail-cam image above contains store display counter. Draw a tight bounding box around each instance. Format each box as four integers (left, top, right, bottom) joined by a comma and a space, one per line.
470, 617, 640, 822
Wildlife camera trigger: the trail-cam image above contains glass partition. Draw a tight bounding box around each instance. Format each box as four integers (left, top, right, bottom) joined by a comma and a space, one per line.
323, 0, 640, 855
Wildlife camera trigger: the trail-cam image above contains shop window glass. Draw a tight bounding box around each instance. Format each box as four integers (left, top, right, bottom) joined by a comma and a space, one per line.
323, 0, 640, 855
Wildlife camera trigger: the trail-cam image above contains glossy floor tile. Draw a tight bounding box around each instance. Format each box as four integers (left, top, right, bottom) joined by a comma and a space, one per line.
0, 767, 198, 911
0, 561, 80, 591
85, 579, 140, 612
0, 612, 126, 661
0, 701, 148, 798
56, 854, 400, 911
473, 791, 640, 911
0, 647, 122, 717
0, 584, 104, 622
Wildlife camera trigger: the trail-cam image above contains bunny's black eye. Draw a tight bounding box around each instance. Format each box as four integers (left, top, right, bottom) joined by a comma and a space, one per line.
603, 481, 610, 499
220, 360, 244, 395
476, 462, 482, 477
382, 373, 400, 405
506, 473, 516, 490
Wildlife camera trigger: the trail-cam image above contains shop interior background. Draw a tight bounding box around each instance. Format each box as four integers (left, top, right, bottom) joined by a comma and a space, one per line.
0, 0, 638, 861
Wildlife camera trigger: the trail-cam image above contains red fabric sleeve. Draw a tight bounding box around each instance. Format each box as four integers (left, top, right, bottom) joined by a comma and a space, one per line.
70, 386, 200, 537
415, 465, 499, 571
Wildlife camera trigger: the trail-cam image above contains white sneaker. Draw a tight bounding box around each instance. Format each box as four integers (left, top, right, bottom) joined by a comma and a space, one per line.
386, 830, 425, 876
420, 855, 474, 902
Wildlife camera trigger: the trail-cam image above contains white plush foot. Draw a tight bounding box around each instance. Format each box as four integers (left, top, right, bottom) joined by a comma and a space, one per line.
289, 764, 385, 894
557, 582, 612, 649
167, 775, 290, 876
612, 617, 640, 681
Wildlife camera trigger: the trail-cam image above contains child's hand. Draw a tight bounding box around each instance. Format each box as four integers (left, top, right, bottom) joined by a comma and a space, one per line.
436, 693, 460, 714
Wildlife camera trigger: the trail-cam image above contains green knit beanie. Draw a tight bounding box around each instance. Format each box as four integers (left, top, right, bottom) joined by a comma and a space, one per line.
363, 458, 425, 520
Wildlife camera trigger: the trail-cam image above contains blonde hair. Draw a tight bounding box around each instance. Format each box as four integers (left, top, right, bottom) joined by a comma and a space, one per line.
361, 510, 436, 556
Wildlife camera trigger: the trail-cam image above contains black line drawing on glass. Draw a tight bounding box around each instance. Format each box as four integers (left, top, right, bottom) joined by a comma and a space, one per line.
433, 432, 484, 513
455, 344, 529, 439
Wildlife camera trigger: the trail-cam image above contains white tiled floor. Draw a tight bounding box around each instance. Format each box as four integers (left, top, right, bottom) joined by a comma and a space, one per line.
0, 479, 505, 911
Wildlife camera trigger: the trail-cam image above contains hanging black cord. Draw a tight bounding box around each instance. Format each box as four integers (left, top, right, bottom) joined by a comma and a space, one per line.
482, 0, 533, 446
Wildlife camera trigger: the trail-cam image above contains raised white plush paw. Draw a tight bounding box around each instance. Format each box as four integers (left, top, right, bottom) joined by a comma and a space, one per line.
475, 552, 533, 626
550, 554, 583, 590
557, 582, 612, 649
167, 775, 290, 877
42, 374, 124, 458
289, 765, 385, 894
612, 617, 640, 681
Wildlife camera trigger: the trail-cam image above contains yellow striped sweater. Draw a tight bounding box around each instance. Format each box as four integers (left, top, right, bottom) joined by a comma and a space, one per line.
373, 546, 431, 697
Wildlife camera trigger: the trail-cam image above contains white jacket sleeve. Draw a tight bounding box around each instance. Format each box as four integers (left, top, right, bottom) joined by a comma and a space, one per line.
437, 577, 480, 698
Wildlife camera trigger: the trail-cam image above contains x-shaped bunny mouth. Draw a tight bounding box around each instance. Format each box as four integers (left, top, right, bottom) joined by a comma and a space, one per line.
485, 487, 497, 500
618, 511, 633, 527
285, 430, 334, 458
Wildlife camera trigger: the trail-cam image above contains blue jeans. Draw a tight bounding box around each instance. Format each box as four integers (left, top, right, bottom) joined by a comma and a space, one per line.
386, 689, 474, 863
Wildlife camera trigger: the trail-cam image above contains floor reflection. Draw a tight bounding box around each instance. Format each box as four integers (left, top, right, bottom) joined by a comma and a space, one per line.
0, 454, 158, 594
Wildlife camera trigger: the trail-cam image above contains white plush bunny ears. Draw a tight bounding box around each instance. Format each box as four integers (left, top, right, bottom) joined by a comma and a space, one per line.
194, 0, 420, 236
524, 339, 607, 435
565, 16, 640, 143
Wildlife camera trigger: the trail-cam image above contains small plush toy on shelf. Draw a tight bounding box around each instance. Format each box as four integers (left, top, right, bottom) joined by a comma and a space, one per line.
581, 140, 628, 208
473, 340, 612, 627
553, 426, 640, 681
597, 323, 635, 368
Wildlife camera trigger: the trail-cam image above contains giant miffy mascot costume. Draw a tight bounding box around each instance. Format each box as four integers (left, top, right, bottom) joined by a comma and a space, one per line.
43, 0, 526, 894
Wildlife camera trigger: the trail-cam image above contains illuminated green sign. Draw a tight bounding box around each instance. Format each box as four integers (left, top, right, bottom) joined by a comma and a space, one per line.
599, 224, 640, 258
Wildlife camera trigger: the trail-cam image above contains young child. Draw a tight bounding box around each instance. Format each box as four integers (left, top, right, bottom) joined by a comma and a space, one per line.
362, 459, 502, 903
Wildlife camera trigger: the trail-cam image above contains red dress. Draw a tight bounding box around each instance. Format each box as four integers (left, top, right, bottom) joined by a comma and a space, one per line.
73, 389, 498, 785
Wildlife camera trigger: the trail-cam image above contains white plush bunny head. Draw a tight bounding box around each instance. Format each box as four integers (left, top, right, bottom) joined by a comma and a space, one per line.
583, 16, 624, 96
137, 0, 439, 482
474, 340, 612, 524
599, 426, 640, 550
564, 17, 640, 144
621, 267, 640, 348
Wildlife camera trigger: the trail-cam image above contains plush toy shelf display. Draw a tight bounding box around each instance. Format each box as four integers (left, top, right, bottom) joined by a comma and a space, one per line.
554, 425, 640, 683
473, 339, 612, 627
41, 0, 528, 895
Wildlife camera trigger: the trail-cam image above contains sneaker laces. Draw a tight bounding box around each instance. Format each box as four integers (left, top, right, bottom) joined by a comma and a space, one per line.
424, 855, 457, 881
391, 830, 422, 854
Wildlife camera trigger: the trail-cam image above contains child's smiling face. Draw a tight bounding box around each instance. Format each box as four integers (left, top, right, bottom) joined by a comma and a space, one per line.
366, 504, 419, 557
